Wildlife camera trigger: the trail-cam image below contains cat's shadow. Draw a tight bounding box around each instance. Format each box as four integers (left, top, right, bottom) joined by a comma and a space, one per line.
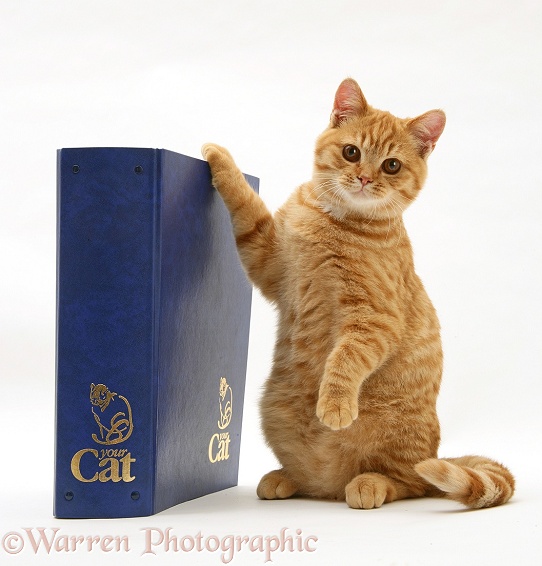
427, 499, 519, 514
156, 486, 514, 517
156, 486, 327, 518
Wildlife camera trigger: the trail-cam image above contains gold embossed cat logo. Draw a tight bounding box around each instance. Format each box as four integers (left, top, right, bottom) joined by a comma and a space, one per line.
90, 383, 133, 445
209, 377, 233, 463
218, 377, 232, 430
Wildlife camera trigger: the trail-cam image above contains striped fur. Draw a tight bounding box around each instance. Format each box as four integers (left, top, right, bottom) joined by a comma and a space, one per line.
415, 456, 515, 508
202, 78, 514, 510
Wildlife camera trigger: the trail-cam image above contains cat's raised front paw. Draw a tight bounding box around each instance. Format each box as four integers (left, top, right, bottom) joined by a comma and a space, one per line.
257, 470, 298, 500
201, 142, 220, 161
201, 143, 232, 163
316, 391, 358, 430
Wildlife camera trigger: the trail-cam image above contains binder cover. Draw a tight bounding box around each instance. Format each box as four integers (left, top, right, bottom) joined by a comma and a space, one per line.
54, 148, 258, 518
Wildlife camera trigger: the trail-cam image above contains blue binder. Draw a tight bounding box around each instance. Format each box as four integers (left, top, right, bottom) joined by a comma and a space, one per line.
54, 148, 257, 518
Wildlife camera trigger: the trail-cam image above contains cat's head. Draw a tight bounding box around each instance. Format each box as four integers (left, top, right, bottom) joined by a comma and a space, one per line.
90, 383, 117, 412
219, 377, 229, 400
313, 78, 445, 219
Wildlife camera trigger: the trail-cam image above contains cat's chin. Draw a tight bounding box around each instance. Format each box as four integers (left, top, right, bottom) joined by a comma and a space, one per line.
345, 186, 375, 204
319, 199, 390, 221
320, 194, 403, 221
334, 189, 394, 219
311, 174, 406, 220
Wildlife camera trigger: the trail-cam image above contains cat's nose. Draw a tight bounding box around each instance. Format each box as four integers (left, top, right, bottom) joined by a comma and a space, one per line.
358, 176, 373, 187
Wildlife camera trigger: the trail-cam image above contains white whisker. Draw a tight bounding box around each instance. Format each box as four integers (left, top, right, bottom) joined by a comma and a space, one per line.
307, 176, 347, 217
386, 196, 406, 245
383, 201, 393, 243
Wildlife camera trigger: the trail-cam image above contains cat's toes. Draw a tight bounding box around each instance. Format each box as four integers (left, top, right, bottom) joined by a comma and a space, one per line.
316, 393, 357, 430
257, 470, 298, 500
345, 474, 388, 509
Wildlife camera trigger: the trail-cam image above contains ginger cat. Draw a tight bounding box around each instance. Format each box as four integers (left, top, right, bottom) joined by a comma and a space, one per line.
202, 78, 514, 509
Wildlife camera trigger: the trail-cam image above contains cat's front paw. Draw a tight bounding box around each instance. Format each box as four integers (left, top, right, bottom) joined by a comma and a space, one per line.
316, 390, 358, 430
257, 470, 298, 500
345, 473, 390, 509
201, 143, 232, 164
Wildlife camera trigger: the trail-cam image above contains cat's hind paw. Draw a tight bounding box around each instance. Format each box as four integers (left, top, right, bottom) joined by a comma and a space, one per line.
257, 470, 298, 500
316, 391, 358, 430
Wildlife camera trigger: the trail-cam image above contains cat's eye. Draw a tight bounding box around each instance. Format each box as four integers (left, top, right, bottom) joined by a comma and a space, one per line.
342, 145, 361, 163
381, 158, 402, 175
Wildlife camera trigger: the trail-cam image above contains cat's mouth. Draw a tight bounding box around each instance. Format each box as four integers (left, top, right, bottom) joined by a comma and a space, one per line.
351, 186, 369, 196
345, 184, 377, 202
339, 184, 398, 217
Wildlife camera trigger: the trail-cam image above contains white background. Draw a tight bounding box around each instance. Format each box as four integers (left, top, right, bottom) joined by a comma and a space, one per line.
1, 0, 541, 564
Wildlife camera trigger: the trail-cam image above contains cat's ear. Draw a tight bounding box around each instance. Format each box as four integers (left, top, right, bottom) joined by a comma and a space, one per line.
407, 110, 446, 158
331, 78, 368, 127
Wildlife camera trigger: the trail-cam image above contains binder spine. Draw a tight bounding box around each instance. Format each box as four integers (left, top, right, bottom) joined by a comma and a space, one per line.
150, 149, 162, 515
55, 148, 159, 518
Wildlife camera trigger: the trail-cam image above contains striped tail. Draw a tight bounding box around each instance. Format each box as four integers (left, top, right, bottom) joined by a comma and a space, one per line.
415, 455, 515, 509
